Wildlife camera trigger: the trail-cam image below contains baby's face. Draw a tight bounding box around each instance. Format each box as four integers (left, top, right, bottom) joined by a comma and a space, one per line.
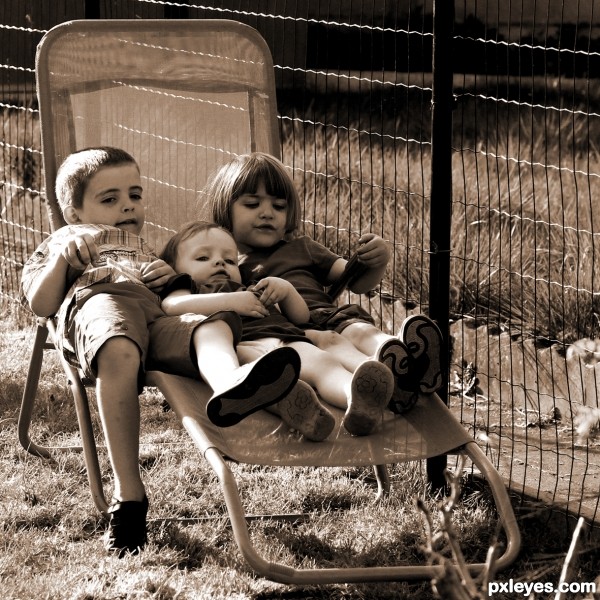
65, 164, 145, 235
175, 228, 242, 286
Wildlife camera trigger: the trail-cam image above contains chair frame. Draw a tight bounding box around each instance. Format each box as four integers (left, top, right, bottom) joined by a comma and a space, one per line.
18, 18, 520, 584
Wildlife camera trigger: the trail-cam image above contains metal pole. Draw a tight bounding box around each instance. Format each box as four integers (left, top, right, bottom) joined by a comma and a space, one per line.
84, 0, 100, 19
427, 0, 455, 491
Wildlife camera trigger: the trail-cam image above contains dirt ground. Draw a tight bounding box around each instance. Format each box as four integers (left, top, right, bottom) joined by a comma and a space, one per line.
449, 320, 600, 524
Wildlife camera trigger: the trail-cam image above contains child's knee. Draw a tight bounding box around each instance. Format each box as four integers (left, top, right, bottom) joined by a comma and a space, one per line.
305, 328, 344, 349
96, 336, 141, 371
193, 319, 234, 346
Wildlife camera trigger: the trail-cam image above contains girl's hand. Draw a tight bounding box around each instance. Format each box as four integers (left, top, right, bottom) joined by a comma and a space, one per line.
141, 260, 175, 291
356, 233, 391, 269
59, 232, 100, 270
251, 277, 293, 308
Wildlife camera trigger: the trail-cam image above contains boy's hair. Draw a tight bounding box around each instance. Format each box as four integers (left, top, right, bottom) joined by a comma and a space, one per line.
204, 152, 300, 235
55, 146, 139, 211
160, 220, 235, 268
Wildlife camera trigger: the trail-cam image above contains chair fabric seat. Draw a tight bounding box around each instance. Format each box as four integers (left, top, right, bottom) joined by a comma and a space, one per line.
147, 370, 471, 467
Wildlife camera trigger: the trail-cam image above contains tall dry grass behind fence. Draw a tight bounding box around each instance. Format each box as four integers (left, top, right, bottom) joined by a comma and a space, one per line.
2, 0, 600, 525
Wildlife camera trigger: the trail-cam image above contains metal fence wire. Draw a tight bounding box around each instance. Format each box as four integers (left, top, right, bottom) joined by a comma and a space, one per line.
1, 0, 599, 525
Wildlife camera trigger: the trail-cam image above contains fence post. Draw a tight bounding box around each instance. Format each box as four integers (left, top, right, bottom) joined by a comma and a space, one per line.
84, 0, 100, 19
427, 0, 455, 491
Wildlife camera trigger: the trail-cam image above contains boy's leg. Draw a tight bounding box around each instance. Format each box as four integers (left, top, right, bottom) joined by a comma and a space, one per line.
192, 322, 301, 427
95, 335, 148, 556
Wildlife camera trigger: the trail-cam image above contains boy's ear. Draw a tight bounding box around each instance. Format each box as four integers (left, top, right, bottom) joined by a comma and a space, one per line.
63, 205, 81, 224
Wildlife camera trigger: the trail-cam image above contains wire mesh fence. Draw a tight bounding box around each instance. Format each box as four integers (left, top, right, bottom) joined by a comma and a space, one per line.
1, 0, 599, 524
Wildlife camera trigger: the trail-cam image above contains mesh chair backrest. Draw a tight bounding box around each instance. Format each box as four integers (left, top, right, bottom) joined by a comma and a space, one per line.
35, 19, 280, 251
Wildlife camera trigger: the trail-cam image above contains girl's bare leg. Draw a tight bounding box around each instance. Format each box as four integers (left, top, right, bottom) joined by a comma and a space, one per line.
339, 321, 394, 357
304, 328, 371, 372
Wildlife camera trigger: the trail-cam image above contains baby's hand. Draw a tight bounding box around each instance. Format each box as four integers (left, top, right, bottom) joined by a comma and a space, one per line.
141, 260, 175, 291
251, 277, 293, 308
59, 232, 100, 270
229, 290, 270, 318
356, 233, 391, 269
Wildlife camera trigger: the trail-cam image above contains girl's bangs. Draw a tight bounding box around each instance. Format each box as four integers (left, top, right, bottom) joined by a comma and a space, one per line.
235, 160, 291, 200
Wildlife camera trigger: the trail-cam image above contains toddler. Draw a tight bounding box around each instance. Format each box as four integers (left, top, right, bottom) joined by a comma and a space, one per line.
160, 220, 399, 439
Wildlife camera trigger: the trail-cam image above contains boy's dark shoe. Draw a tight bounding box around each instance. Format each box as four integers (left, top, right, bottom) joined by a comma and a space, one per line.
105, 495, 149, 557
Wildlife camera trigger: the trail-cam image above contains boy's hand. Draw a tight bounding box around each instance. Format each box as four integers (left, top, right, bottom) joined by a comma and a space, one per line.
251, 277, 293, 308
141, 260, 175, 291
356, 233, 391, 269
60, 232, 100, 270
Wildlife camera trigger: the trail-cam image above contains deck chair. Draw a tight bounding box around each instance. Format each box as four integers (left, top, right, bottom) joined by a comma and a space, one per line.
18, 19, 520, 584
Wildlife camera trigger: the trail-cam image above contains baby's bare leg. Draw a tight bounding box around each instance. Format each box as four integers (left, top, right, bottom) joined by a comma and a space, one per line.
95, 336, 145, 503
288, 341, 353, 409
193, 323, 300, 427
193, 320, 240, 386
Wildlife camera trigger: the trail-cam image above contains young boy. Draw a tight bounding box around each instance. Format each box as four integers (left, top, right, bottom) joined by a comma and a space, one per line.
21, 147, 302, 557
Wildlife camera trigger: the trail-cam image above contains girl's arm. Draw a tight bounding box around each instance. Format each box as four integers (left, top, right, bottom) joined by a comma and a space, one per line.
252, 277, 310, 324
327, 233, 391, 295
161, 287, 270, 318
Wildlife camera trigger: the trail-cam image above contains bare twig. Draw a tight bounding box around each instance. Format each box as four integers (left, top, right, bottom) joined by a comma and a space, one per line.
417, 455, 500, 600
554, 517, 586, 600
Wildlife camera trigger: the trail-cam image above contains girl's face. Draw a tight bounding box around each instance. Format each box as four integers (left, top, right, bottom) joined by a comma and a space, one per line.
174, 228, 242, 286
230, 179, 288, 252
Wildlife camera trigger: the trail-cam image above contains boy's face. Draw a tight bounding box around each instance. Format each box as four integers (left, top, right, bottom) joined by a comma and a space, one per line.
63, 164, 145, 235
175, 228, 242, 286
230, 179, 288, 252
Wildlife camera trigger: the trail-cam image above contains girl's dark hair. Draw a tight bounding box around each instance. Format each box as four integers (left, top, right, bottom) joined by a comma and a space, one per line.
55, 146, 139, 210
204, 152, 300, 235
160, 220, 234, 268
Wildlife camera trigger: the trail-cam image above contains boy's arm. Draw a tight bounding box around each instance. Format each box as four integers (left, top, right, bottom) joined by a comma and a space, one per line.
162, 287, 270, 318
23, 231, 99, 317
24, 253, 72, 317
252, 277, 310, 324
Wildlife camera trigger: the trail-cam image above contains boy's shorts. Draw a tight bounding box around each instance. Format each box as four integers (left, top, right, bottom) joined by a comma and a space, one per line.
69, 283, 241, 385
308, 303, 375, 333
